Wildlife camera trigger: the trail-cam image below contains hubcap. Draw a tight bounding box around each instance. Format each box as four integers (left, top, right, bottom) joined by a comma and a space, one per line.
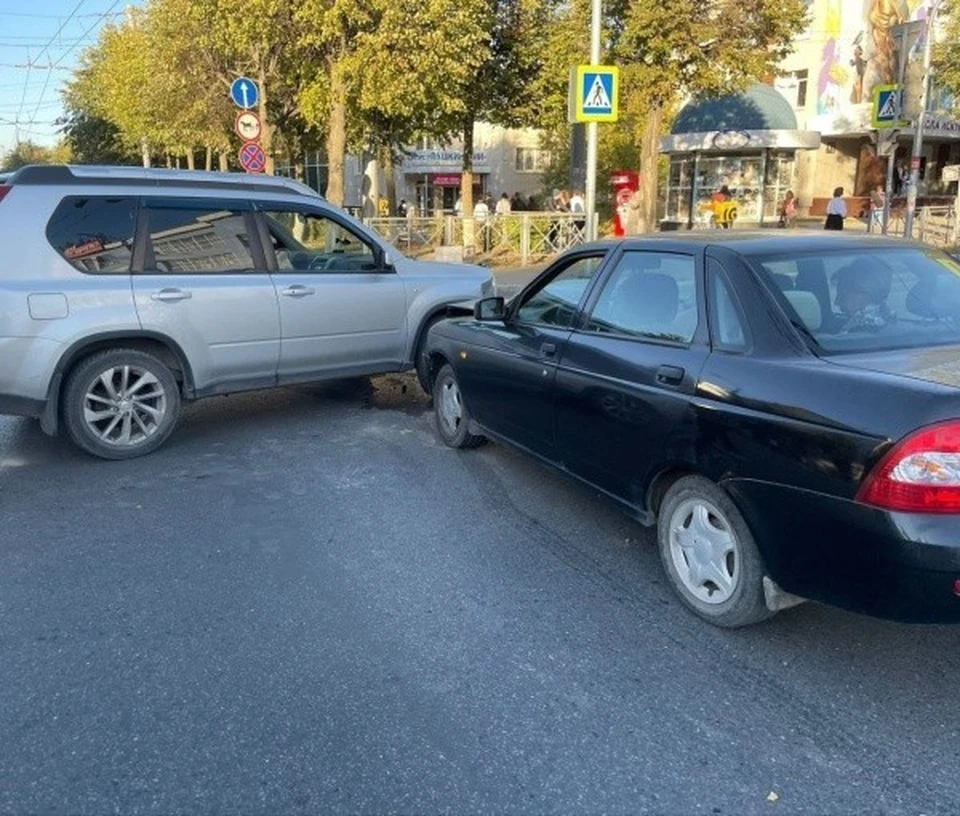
82, 364, 167, 447
668, 498, 739, 605
438, 377, 463, 436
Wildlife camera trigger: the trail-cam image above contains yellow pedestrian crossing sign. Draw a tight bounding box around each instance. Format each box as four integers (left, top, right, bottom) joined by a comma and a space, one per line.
568, 65, 619, 123
872, 84, 906, 128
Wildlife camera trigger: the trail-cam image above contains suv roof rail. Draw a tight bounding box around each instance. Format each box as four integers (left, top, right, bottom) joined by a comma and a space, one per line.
9, 164, 324, 199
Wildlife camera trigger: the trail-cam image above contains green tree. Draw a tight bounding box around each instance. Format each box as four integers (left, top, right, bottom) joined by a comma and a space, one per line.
934, 7, 960, 115
58, 109, 136, 165
0, 140, 70, 171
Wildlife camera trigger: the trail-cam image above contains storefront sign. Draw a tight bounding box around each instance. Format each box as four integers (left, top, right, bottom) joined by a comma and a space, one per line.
432, 174, 462, 187
922, 114, 960, 138
661, 129, 820, 154
403, 149, 489, 173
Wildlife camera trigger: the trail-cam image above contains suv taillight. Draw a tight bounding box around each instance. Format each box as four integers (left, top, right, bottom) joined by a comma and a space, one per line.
858, 421, 960, 513
0, 185, 10, 203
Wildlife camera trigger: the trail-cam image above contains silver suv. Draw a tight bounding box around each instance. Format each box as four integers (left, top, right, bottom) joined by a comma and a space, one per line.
0, 165, 493, 459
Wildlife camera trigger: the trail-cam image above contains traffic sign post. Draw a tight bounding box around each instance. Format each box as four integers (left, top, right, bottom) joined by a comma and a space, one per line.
234, 111, 262, 142
230, 77, 259, 110
238, 142, 267, 174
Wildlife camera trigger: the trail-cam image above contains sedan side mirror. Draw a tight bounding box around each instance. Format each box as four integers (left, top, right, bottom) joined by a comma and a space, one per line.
474, 296, 506, 321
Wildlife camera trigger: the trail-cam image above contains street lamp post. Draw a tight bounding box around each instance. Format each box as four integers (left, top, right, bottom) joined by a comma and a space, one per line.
904, 2, 940, 239
584, 0, 601, 242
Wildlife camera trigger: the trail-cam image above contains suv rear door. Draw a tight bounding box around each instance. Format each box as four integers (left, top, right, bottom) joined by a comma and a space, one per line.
131, 197, 281, 396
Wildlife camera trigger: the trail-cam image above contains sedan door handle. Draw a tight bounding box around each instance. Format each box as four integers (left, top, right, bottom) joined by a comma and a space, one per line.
150, 288, 192, 302
280, 285, 316, 298
655, 365, 685, 386
540, 342, 557, 357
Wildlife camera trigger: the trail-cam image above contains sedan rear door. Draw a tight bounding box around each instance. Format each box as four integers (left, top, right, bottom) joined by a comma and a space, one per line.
553, 247, 709, 505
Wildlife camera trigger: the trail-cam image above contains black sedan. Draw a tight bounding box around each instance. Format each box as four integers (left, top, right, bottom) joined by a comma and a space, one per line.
423, 233, 960, 627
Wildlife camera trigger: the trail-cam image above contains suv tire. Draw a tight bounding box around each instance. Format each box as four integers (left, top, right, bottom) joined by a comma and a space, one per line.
63, 348, 181, 460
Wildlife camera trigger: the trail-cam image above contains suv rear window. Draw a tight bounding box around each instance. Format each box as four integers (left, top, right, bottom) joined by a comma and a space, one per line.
750, 248, 960, 353
46, 196, 137, 273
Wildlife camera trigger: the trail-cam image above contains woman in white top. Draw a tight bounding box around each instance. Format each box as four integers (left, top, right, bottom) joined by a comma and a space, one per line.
824, 186, 847, 230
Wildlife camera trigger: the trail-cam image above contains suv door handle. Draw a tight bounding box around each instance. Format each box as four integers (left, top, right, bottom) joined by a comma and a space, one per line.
540, 342, 557, 357
150, 288, 192, 302
281, 285, 316, 298
655, 365, 685, 386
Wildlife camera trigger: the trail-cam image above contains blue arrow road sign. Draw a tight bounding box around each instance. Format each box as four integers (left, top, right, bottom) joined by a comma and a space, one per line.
582, 71, 614, 115
230, 77, 259, 110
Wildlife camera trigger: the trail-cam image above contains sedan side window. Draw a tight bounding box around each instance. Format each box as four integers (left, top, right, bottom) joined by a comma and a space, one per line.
262, 209, 378, 273
707, 261, 749, 351
515, 255, 604, 328
585, 251, 698, 343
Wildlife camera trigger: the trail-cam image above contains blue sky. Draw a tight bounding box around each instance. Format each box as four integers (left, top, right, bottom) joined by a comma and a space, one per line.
0, 1, 136, 154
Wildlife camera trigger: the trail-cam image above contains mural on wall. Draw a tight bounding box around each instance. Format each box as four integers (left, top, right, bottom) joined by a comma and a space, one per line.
817, 0, 925, 117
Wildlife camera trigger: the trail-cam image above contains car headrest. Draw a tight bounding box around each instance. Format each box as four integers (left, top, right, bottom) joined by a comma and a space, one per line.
783, 289, 822, 332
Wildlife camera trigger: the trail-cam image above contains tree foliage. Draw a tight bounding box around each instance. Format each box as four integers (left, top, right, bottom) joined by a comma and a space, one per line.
1, 140, 71, 172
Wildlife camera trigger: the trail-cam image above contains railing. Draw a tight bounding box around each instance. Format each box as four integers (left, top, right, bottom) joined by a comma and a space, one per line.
883, 205, 958, 248
363, 213, 594, 265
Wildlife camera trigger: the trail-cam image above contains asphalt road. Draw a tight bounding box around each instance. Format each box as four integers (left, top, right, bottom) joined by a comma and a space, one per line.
2, 374, 960, 815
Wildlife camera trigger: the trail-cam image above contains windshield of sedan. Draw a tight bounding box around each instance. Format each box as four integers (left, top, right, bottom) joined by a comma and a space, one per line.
750, 248, 960, 353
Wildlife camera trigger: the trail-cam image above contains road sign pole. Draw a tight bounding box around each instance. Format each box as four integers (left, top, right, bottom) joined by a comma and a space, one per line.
584, 0, 601, 242
905, 3, 938, 239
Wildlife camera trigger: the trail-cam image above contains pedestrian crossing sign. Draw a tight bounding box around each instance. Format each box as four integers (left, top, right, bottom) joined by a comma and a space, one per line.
872, 84, 906, 128
569, 65, 619, 123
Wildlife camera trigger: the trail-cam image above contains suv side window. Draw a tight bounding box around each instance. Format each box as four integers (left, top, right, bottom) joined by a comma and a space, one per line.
515, 255, 605, 328
585, 251, 698, 343
260, 208, 379, 273
46, 196, 137, 273
142, 202, 256, 273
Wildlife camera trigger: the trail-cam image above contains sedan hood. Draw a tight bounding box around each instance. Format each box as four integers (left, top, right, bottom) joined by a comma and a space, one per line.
826, 346, 960, 390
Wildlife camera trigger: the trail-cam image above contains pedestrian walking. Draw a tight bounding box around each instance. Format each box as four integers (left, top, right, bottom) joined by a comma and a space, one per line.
474, 196, 490, 252
495, 192, 511, 215
868, 185, 885, 232
569, 190, 586, 238
511, 192, 525, 212
824, 186, 847, 230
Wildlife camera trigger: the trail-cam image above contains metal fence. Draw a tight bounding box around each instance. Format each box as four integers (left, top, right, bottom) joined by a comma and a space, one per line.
883, 205, 958, 248
363, 213, 594, 265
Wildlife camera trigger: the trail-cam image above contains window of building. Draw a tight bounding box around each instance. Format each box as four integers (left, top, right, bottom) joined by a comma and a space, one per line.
46, 196, 137, 274
515, 147, 552, 173
776, 70, 808, 109
274, 150, 329, 195
143, 203, 255, 273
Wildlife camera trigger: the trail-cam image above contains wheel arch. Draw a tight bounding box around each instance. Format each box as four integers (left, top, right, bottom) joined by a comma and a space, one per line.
42, 331, 195, 436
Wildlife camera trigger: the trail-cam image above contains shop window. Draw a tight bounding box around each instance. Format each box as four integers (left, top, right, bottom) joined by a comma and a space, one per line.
515, 148, 552, 173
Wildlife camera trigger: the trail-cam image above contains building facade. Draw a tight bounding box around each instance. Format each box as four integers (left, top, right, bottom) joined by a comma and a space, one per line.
276, 124, 551, 216
662, 0, 960, 224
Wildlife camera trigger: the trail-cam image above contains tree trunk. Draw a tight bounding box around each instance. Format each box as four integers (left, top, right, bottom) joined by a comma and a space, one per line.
637, 104, 664, 234
205, 146, 213, 171
141, 138, 151, 168
460, 117, 475, 217
165, 153, 172, 169
325, 61, 347, 206
219, 151, 229, 172
257, 65, 275, 175
186, 151, 196, 170
460, 117, 476, 256
381, 146, 397, 216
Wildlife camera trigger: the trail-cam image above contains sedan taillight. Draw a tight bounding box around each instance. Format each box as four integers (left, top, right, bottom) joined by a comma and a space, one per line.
858, 421, 960, 513
0, 185, 10, 203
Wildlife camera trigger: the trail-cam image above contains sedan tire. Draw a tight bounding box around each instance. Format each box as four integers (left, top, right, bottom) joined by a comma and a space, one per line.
63, 348, 181, 460
658, 475, 773, 628
433, 363, 485, 449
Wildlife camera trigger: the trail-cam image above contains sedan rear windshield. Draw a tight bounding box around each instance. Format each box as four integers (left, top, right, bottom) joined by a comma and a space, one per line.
749, 248, 960, 353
